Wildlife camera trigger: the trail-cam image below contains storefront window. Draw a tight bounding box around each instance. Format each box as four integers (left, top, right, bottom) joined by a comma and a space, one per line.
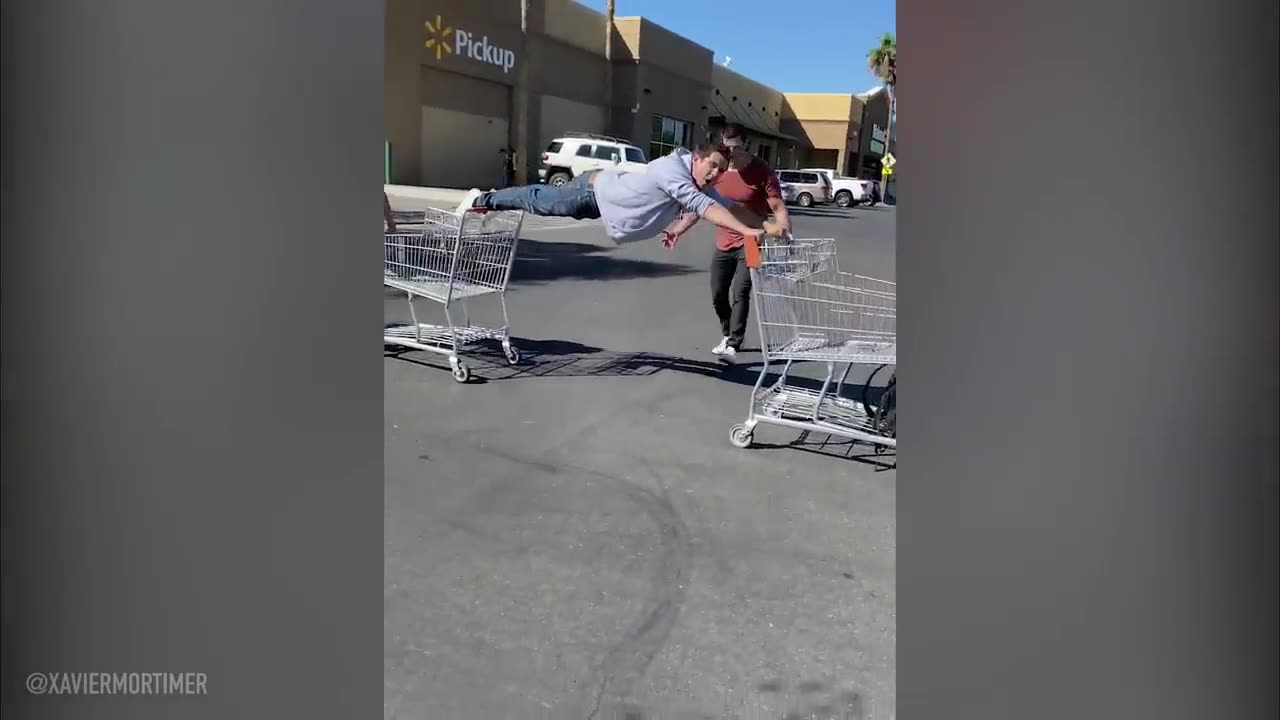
649, 115, 693, 160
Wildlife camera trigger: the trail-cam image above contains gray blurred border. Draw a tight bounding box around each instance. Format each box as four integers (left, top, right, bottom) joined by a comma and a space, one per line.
1, 1, 384, 718
899, 0, 1278, 718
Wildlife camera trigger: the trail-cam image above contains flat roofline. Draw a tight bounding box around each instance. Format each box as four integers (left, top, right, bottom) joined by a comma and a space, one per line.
615, 15, 714, 55
609, 14, 874, 99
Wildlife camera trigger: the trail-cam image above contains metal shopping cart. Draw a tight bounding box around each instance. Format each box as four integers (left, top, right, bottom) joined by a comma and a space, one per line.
728, 237, 897, 451
384, 206, 525, 383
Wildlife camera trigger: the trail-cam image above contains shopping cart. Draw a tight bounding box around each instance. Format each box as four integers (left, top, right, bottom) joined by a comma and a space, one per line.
384, 206, 525, 383
728, 237, 897, 451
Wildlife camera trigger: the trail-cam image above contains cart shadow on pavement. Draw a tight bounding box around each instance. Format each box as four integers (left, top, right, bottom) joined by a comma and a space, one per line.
385, 337, 896, 469
380, 237, 698, 288
508, 237, 700, 285
745, 431, 896, 470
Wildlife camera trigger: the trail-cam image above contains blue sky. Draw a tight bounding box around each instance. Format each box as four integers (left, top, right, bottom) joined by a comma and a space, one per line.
572, 0, 895, 94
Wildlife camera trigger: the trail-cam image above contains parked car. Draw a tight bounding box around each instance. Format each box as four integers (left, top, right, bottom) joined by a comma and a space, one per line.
537, 132, 648, 187
799, 168, 869, 208
776, 170, 833, 207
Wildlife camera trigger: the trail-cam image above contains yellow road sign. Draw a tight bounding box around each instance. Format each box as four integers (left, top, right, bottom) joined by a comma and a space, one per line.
881, 152, 896, 169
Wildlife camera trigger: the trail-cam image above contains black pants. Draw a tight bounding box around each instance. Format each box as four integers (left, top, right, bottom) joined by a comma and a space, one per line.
710, 245, 752, 349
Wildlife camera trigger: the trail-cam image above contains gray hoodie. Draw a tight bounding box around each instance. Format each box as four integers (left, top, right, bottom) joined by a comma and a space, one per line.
592, 147, 724, 244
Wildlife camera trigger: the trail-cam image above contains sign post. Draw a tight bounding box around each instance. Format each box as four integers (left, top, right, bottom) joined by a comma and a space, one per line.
880, 151, 895, 192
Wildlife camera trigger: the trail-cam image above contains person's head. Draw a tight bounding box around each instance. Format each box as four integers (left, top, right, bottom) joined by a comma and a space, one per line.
690, 143, 729, 186
718, 125, 752, 166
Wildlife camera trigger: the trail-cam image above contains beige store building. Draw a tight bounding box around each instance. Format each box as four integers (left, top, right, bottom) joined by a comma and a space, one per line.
386, 0, 875, 188
781, 93, 865, 176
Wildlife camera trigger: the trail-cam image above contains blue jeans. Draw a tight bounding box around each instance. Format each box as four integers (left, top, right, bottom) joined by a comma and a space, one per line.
477, 172, 601, 220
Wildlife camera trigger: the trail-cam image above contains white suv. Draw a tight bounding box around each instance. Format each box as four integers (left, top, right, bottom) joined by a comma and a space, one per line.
800, 168, 869, 208
537, 132, 648, 187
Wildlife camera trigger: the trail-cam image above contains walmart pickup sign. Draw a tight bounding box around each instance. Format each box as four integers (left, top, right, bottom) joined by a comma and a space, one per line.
424, 16, 516, 75
458, 29, 515, 74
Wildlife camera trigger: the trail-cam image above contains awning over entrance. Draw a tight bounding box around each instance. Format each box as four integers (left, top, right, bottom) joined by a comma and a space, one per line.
707, 94, 797, 143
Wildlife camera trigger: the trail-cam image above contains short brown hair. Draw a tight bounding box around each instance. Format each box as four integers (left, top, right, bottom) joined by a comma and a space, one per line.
719, 124, 745, 142
693, 142, 728, 158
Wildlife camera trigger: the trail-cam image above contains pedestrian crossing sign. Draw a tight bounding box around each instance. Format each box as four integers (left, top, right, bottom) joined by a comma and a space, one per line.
881, 152, 896, 169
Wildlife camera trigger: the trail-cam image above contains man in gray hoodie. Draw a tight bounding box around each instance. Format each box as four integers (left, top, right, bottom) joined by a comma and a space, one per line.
454, 143, 780, 243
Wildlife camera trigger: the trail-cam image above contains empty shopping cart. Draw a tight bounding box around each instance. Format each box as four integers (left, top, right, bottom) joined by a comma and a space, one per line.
729, 238, 898, 451
384, 206, 525, 383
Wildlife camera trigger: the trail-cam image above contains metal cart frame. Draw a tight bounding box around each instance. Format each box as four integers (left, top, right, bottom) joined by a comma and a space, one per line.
728, 238, 897, 451
383, 206, 525, 383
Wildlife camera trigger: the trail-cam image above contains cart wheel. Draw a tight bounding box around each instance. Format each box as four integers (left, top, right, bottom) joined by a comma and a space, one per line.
503, 345, 521, 365
451, 363, 471, 383
729, 424, 754, 449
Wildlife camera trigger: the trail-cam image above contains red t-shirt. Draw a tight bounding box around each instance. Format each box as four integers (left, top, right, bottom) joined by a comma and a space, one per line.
709, 156, 782, 251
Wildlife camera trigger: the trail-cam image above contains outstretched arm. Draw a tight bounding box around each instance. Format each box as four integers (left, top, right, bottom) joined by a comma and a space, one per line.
701, 203, 770, 238
663, 182, 765, 239
660, 211, 701, 247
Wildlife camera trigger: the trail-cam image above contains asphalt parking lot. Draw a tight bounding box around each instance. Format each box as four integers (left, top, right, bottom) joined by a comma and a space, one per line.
384, 197, 897, 720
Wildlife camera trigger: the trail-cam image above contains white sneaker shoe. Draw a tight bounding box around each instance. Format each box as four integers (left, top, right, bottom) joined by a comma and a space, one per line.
454, 188, 484, 216
711, 337, 737, 362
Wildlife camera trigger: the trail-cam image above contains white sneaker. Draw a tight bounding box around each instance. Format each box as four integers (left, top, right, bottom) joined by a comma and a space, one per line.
454, 188, 484, 216
711, 337, 737, 361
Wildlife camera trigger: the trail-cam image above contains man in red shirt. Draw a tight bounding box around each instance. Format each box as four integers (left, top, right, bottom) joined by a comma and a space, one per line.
664, 125, 791, 361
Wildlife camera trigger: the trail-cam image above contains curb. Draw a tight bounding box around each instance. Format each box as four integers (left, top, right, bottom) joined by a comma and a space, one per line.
384, 184, 469, 205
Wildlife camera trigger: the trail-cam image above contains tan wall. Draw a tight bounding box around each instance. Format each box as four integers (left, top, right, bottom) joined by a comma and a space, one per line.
711, 65, 785, 135
606, 18, 713, 152
530, 38, 607, 106
420, 65, 508, 117
538, 95, 606, 152
387, 0, 527, 184
779, 93, 861, 175
611, 17, 642, 62
782, 93, 855, 122
782, 119, 852, 150
631, 64, 711, 152
609, 63, 641, 138
418, 67, 511, 188
634, 19, 713, 85
419, 105, 510, 189
541, 0, 606, 55
386, 0, 423, 184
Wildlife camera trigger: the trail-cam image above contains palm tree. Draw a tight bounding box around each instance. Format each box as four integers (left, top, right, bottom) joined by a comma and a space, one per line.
867, 32, 896, 190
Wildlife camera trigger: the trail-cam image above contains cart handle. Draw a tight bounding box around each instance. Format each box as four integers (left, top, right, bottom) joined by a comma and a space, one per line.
744, 229, 793, 269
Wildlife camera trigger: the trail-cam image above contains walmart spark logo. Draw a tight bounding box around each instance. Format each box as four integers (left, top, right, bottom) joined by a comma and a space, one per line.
424, 15, 453, 61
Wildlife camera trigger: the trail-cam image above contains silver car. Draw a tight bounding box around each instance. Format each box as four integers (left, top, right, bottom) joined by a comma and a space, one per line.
776, 170, 832, 207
